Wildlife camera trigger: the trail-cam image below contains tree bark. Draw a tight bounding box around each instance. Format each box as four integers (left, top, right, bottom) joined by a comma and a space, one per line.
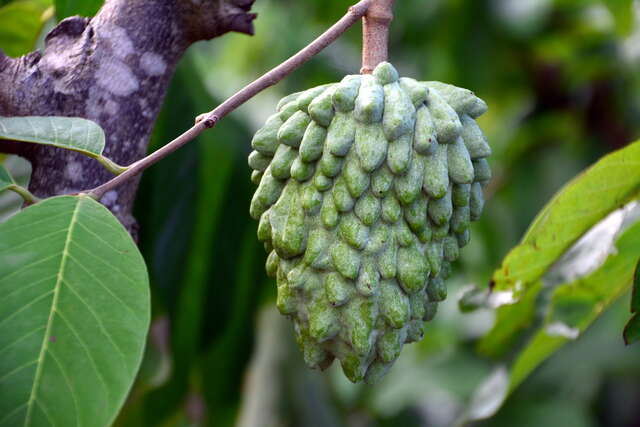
0, 0, 256, 234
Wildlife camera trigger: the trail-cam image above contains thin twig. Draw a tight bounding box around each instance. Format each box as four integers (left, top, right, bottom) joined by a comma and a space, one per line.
89, 0, 372, 200
361, 0, 395, 74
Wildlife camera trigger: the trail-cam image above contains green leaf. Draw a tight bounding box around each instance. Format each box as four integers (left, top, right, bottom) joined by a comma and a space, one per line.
0, 164, 14, 192
0, 117, 124, 174
492, 141, 640, 294
55, 0, 102, 20
602, 0, 635, 36
0, 0, 51, 57
0, 195, 150, 427
0, 116, 105, 157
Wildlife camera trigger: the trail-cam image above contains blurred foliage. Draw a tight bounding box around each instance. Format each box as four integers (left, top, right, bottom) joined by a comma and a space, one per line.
0, 0, 51, 56
2, 0, 640, 425
54, 0, 101, 20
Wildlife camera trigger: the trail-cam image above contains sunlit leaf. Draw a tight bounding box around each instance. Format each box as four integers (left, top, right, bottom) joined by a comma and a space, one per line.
0, 195, 150, 426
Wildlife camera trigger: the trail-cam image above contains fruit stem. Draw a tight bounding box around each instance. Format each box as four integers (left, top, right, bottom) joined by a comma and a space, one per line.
361, 0, 395, 74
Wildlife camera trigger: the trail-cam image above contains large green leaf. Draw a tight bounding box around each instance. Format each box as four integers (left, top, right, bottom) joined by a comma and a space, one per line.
0, 195, 150, 426
0, 116, 124, 174
55, 0, 102, 20
481, 142, 640, 356
492, 141, 640, 294
0, 0, 51, 57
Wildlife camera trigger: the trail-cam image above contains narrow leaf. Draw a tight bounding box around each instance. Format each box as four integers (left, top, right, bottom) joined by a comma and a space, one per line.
0, 195, 150, 427
0, 116, 105, 158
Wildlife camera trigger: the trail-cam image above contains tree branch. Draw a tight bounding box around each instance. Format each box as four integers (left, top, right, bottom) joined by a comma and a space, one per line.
89, 0, 373, 200
360, 0, 395, 74
0, 0, 257, 234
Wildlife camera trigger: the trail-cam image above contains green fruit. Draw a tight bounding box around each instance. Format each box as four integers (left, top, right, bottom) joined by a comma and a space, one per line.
249, 62, 491, 384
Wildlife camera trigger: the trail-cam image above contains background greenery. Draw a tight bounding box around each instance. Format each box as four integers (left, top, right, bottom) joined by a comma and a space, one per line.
2, 0, 640, 425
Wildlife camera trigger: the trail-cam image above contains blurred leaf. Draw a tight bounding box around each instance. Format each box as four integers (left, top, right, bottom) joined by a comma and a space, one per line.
464, 366, 509, 421
0, 164, 13, 191
0, 195, 150, 427
492, 141, 640, 294
0, 0, 51, 57
602, 0, 634, 36
0, 156, 31, 223
54, 0, 102, 20
477, 281, 543, 357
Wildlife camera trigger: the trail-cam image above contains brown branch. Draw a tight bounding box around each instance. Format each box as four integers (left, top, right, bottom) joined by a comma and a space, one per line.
360, 0, 395, 74
89, 0, 373, 200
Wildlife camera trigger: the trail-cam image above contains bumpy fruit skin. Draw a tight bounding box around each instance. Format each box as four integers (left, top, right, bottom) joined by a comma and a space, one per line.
248, 62, 490, 384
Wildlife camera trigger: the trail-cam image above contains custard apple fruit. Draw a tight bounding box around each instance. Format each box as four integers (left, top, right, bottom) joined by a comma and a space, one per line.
248, 62, 490, 384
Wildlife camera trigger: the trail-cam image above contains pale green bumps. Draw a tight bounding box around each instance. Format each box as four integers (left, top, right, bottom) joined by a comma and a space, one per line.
327, 112, 356, 156
278, 110, 311, 147
333, 75, 362, 112
251, 114, 283, 155
299, 122, 327, 162
423, 142, 449, 199
355, 75, 385, 123
427, 89, 462, 143
248, 61, 491, 384
383, 82, 416, 141
355, 122, 388, 172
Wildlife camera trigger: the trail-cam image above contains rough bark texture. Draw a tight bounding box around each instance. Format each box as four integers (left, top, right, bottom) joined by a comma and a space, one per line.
0, 0, 256, 234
